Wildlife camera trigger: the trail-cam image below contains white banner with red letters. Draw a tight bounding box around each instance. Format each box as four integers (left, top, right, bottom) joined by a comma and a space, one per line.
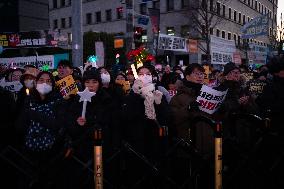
196, 85, 228, 114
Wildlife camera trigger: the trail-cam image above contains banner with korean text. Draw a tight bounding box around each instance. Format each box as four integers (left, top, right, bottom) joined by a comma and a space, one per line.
56, 75, 78, 97
210, 35, 236, 65
196, 85, 228, 114
0, 55, 54, 69
0, 79, 23, 92
241, 14, 269, 39
158, 34, 188, 52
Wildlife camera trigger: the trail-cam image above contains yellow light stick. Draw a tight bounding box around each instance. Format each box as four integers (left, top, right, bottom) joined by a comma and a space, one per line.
26, 88, 30, 96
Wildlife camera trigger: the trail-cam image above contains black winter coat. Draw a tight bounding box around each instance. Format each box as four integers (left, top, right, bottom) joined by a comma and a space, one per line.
15, 91, 66, 153
0, 87, 16, 148
66, 89, 112, 161
256, 76, 284, 134
120, 90, 170, 159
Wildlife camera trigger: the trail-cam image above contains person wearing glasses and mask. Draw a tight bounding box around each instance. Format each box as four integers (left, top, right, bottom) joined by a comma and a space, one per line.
170, 63, 215, 188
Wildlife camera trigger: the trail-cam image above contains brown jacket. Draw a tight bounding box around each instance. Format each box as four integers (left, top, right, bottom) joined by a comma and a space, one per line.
170, 81, 214, 157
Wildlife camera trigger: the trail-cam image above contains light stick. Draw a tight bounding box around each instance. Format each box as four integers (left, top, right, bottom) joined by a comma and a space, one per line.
26, 88, 30, 96
131, 64, 138, 79
77, 87, 96, 118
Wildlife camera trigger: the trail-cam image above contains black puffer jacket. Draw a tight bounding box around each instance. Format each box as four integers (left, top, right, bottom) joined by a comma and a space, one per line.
256, 76, 284, 134
119, 87, 170, 159
0, 87, 16, 148
215, 80, 258, 116
15, 91, 65, 153
66, 89, 112, 161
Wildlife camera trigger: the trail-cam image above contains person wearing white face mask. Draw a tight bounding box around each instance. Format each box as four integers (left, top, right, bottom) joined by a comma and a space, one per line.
98, 67, 112, 89
15, 71, 66, 189
101, 72, 111, 86
17, 67, 39, 112
35, 72, 54, 97
138, 73, 153, 87
119, 66, 171, 187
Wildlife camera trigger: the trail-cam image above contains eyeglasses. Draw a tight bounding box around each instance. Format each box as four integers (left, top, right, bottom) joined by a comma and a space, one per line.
191, 71, 204, 77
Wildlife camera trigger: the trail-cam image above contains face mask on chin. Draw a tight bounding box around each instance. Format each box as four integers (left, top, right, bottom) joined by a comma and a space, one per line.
101, 73, 111, 84
24, 79, 34, 89
138, 74, 153, 87
36, 83, 52, 95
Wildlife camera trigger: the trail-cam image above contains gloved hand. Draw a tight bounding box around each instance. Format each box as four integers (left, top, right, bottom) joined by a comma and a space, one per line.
132, 79, 143, 94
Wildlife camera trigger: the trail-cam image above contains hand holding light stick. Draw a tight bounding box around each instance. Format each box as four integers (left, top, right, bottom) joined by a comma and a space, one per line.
26, 88, 30, 96
131, 64, 138, 79
81, 100, 87, 118
77, 87, 96, 119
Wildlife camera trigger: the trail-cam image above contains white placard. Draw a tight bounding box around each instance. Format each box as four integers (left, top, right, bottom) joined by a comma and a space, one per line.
158, 34, 188, 52
0, 55, 55, 69
210, 35, 236, 65
0, 79, 23, 92
196, 85, 228, 115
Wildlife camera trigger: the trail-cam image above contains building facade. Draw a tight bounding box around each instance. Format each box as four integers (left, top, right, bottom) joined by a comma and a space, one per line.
48, 0, 278, 66
0, 0, 49, 32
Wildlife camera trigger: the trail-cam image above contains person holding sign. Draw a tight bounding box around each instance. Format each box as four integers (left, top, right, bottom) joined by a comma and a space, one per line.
64, 69, 112, 189
170, 63, 208, 141
170, 63, 215, 188
56, 60, 73, 81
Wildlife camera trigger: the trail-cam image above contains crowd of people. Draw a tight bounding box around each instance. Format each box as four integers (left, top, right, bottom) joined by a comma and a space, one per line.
0, 56, 284, 189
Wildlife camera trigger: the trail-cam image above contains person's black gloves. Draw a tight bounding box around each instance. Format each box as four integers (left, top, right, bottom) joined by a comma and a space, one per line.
188, 101, 200, 111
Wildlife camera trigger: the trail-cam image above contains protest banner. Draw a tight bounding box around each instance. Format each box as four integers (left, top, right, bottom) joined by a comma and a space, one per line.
56, 75, 78, 97
158, 34, 188, 52
168, 90, 177, 97
210, 36, 236, 65
241, 14, 269, 39
0, 55, 55, 69
247, 80, 266, 96
248, 44, 268, 65
241, 72, 254, 83
196, 85, 228, 114
0, 79, 23, 92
